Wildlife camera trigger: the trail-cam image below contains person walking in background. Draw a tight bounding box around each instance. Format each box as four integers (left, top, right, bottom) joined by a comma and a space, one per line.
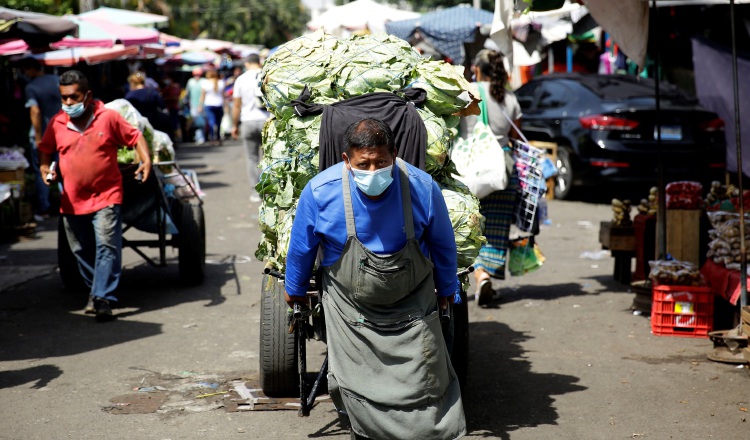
231, 53, 269, 203
161, 72, 183, 142
185, 67, 205, 144
199, 68, 225, 146
18, 57, 60, 222
124, 72, 171, 136
458, 49, 523, 307
38, 70, 152, 322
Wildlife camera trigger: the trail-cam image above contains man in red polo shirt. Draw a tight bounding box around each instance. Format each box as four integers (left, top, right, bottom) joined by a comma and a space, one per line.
39, 70, 152, 322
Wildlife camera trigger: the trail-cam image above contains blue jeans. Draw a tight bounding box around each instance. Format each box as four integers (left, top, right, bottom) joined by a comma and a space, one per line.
204, 105, 224, 141
63, 205, 122, 302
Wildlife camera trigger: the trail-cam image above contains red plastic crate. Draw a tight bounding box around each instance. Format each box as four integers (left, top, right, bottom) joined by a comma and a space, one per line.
651, 284, 714, 338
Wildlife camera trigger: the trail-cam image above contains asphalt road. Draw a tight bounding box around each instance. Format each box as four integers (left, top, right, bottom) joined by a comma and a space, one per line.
1, 139, 748, 440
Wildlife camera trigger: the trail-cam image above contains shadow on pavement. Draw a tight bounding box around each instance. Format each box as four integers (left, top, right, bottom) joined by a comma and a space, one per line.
463, 321, 586, 438
0, 251, 241, 361
110, 252, 241, 317
0, 364, 62, 389
478, 275, 630, 309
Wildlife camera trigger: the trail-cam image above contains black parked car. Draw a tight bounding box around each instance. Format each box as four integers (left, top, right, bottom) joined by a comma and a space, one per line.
514, 73, 726, 199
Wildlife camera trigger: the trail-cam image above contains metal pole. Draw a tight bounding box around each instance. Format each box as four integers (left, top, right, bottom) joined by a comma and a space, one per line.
730, 0, 747, 313
652, 0, 667, 259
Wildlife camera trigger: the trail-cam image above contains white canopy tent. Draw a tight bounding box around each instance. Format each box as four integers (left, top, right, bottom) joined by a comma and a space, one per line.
306, 0, 419, 35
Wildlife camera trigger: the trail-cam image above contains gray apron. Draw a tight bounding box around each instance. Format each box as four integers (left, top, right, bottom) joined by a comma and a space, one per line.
323, 159, 466, 440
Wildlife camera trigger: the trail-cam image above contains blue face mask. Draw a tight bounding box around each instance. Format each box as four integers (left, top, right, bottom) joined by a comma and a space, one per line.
62, 101, 86, 118
351, 164, 394, 197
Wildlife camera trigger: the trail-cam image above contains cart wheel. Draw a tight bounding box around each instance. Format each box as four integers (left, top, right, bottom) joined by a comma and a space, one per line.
57, 216, 87, 296
260, 274, 299, 397
451, 289, 469, 390
177, 201, 205, 286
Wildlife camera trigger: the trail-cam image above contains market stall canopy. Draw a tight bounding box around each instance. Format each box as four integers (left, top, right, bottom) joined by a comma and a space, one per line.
307, 0, 419, 34
31, 44, 140, 66
51, 16, 160, 48
159, 33, 182, 47
156, 49, 221, 66
77, 6, 169, 29
188, 38, 235, 53
0, 39, 30, 56
386, 5, 493, 64
0, 7, 78, 47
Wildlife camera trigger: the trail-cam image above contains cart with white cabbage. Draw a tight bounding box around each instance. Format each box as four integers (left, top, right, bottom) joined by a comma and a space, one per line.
255, 31, 485, 415
58, 101, 206, 293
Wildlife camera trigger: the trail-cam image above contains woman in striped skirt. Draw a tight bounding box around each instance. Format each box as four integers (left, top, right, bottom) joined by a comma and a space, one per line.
459, 49, 523, 306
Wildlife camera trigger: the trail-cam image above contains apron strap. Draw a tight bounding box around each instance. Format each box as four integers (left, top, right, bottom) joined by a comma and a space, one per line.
341, 164, 357, 237
396, 158, 415, 241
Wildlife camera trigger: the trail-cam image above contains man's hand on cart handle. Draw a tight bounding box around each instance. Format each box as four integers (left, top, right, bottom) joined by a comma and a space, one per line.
285, 291, 308, 308
438, 295, 454, 311
134, 135, 152, 183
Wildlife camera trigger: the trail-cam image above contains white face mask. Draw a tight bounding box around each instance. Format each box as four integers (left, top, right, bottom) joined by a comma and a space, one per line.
350, 165, 394, 197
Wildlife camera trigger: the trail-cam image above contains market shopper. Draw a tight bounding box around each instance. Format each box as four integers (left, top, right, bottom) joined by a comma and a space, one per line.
38, 70, 152, 322
18, 57, 60, 222
199, 68, 226, 146
459, 49, 523, 306
185, 67, 206, 144
161, 73, 183, 142
284, 118, 466, 440
125, 72, 171, 136
231, 53, 269, 203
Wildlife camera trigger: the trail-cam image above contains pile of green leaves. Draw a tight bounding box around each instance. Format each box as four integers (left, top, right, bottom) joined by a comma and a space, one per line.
256, 30, 485, 274
105, 99, 172, 166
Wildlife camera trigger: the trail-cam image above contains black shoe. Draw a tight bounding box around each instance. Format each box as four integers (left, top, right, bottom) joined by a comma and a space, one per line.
84, 296, 96, 314
94, 298, 116, 322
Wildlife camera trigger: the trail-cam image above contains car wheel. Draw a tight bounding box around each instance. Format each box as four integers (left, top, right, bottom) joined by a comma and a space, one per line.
554, 147, 574, 200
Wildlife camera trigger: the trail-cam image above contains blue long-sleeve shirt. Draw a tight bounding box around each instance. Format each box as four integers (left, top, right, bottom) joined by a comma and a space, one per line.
284, 161, 458, 297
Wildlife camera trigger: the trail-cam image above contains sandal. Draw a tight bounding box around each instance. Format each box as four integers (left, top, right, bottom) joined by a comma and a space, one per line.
475, 279, 493, 306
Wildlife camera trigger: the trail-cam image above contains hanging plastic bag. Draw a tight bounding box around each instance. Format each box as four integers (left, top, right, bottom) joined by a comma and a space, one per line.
509, 237, 545, 276
451, 85, 509, 199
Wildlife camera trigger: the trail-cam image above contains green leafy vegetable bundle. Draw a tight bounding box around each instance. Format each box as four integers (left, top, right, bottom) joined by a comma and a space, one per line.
256, 30, 485, 274
105, 99, 174, 166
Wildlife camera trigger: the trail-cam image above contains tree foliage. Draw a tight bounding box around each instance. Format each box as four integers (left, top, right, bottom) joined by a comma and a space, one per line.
5, 0, 74, 15
100, 0, 309, 48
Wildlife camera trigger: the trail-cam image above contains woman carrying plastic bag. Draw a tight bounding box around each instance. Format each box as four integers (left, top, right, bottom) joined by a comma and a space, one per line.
455, 49, 523, 306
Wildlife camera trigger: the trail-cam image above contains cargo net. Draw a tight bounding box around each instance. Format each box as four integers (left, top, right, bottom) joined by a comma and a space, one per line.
513, 141, 545, 233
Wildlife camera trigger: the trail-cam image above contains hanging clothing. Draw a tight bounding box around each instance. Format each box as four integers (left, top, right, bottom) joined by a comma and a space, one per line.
322, 158, 466, 439
292, 86, 429, 172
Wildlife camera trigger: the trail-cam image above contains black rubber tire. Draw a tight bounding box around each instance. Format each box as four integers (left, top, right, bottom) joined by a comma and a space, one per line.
177, 201, 205, 286
57, 216, 87, 295
450, 289, 469, 389
259, 274, 299, 397
554, 147, 574, 200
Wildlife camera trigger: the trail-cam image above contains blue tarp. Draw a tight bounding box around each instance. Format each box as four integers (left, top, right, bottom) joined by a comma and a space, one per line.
385, 5, 493, 65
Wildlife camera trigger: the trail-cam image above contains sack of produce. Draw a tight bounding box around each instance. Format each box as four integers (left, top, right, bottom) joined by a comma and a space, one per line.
648, 260, 705, 286
105, 99, 173, 164
256, 30, 484, 274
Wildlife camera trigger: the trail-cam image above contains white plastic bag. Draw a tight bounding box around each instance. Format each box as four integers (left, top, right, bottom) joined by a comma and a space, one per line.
451, 123, 508, 199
